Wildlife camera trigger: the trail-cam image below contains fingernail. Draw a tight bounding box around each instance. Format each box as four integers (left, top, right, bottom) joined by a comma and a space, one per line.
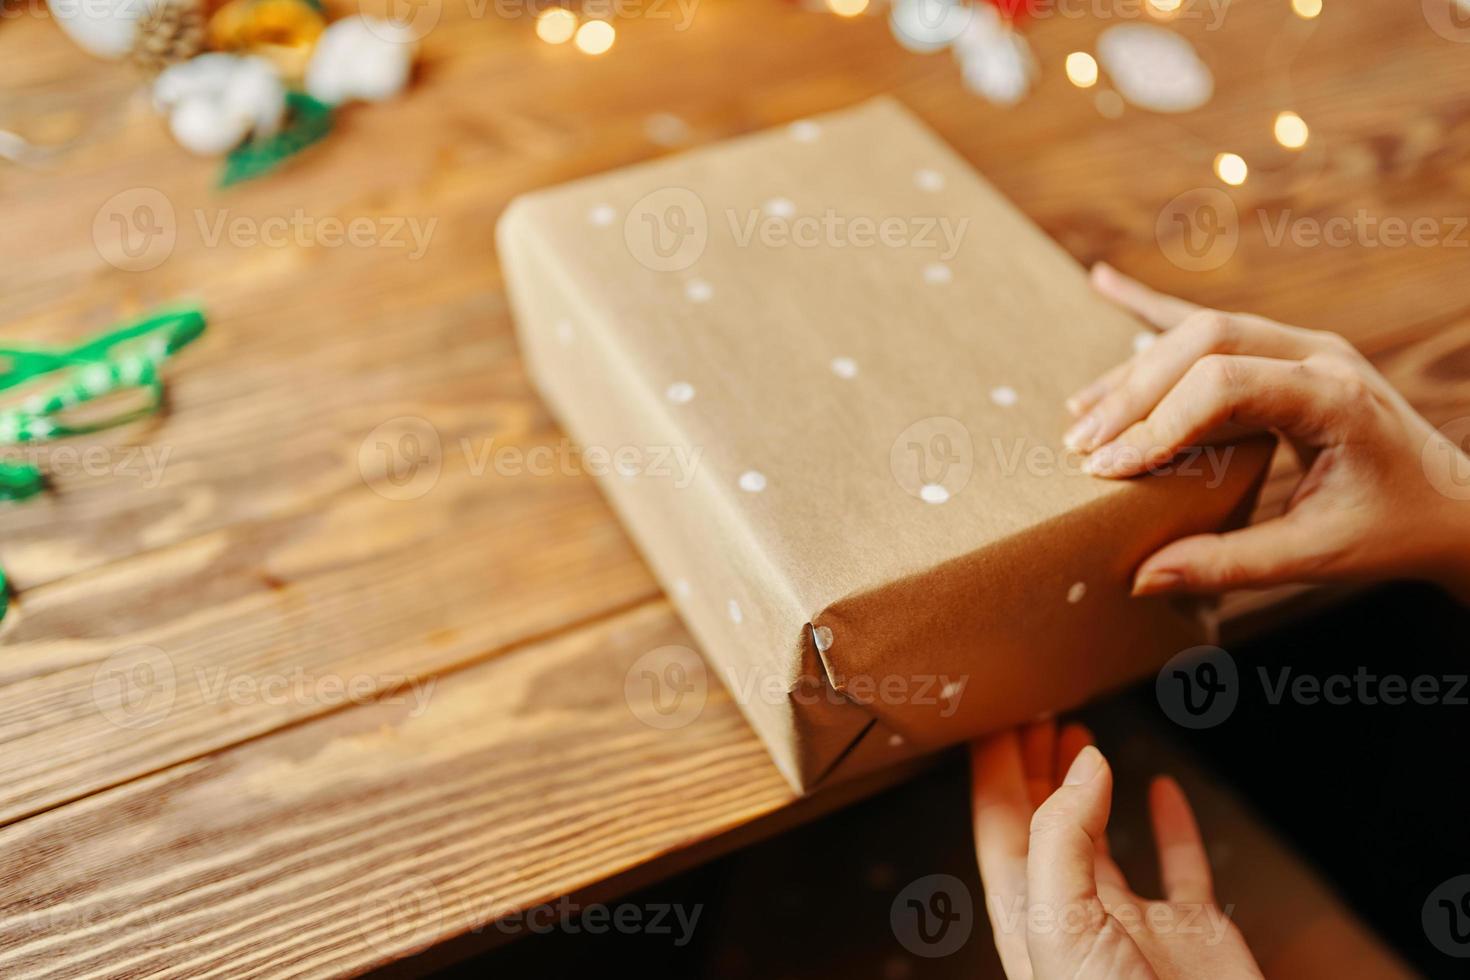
1064, 414, 1101, 452
1065, 383, 1106, 417
1083, 444, 1116, 474
1133, 569, 1183, 596
1064, 745, 1103, 785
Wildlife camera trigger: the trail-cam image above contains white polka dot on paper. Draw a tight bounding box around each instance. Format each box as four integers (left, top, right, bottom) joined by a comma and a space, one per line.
888, 733, 905, 748
685, 279, 713, 303
813, 625, 834, 652
738, 470, 767, 493
673, 578, 692, 599
1133, 331, 1157, 354
990, 385, 1018, 407
830, 356, 858, 379
940, 680, 962, 701
1067, 581, 1087, 604
922, 263, 952, 285
588, 204, 616, 226
919, 483, 950, 504
666, 381, 695, 404
764, 197, 796, 218
555, 320, 575, 346
727, 599, 743, 624
789, 120, 820, 142
914, 168, 945, 192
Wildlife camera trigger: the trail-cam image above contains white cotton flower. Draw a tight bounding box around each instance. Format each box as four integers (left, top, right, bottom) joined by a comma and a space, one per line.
953, 8, 1036, 108
305, 16, 418, 106
48, 0, 155, 59
889, 0, 973, 54
153, 54, 286, 156
1096, 24, 1213, 114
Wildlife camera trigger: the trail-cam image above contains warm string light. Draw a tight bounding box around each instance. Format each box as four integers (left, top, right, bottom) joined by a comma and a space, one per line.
1214, 152, 1249, 186
1064, 51, 1098, 88
826, 2, 1319, 188
574, 19, 616, 54
535, 7, 615, 55
535, 7, 577, 44
1274, 110, 1309, 148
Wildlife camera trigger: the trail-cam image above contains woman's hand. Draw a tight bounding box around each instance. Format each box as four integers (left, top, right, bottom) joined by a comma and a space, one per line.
1066, 263, 1470, 600
971, 720, 1262, 979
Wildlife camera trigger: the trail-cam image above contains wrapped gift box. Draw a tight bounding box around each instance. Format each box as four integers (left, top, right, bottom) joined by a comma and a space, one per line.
498, 97, 1272, 792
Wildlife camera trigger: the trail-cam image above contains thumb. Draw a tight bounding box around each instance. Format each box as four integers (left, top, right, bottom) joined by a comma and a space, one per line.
1026, 746, 1112, 918
1133, 517, 1335, 596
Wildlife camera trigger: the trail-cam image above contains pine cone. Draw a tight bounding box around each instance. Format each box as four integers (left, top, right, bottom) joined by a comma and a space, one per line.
131, 0, 209, 76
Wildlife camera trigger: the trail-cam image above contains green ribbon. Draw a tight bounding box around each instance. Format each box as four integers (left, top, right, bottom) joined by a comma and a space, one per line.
0, 307, 207, 620
220, 92, 335, 188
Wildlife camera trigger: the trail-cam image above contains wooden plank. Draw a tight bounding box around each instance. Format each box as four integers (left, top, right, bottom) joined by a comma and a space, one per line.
0, 437, 659, 823
0, 602, 798, 979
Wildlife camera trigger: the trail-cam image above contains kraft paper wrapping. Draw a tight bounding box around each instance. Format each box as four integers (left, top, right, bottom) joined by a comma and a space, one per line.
498, 97, 1273, 792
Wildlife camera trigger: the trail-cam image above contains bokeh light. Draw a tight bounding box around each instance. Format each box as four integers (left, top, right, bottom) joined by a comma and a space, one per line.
1274, 110, 1309, 149
574, 19, 616, 55
1214, 152, 1249, 186
536, 8, 578, 45
1065, 52, 1098, 88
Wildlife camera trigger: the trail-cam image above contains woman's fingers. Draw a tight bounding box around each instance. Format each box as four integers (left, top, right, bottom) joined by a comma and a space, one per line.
1026, 746, 1113, 918
971, 733, 1037, 978
1148, 776, 1215, 906
1021, 719, 1058, 809
1132, 512, 1342, 596
1066, 361, 1131, 418
1053, 724, 1129, 893
1065, 311, 1337, 454
1054, 724, 1095, 787
1084, 355, 1339, 479
1090, 263, 1201, 330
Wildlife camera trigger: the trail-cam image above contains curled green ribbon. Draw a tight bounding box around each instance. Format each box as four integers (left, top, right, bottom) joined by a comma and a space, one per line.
0, 307, 207, 620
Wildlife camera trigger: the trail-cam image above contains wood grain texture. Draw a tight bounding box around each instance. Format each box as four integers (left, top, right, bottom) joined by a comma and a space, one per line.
1, 0, 1466, 972
0, 602, 795, 979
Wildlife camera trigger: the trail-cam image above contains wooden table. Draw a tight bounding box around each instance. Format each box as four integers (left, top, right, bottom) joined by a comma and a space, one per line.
1, 0, 1466, 975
